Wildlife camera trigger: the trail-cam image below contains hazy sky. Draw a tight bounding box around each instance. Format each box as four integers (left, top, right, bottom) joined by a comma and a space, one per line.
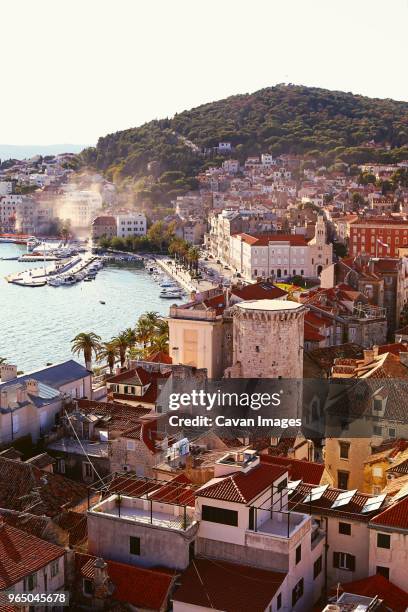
3, 0, 408, 145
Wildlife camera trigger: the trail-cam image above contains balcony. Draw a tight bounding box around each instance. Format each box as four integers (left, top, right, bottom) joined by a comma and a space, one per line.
246, 509, 311, 553
90, 494, 197, 532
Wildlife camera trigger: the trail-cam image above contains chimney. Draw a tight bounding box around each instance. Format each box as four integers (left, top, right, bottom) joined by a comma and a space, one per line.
363, 348, 375, 365
16, 385, 27, 404
372, 345, 379, 359
0, 389, 8, 410
93, 558, 108, 588
26, 379, 39, 396
0, 365, 17, 383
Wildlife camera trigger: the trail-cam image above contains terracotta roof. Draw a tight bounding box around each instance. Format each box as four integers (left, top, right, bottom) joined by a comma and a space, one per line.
77, 399, 151, 433
0, 510, 52, 541
232, 282, 287, 301
0, 523, 64, 590
332, 574, 408, 612
173, 558, 286, 612
304, 322, 325, 342
150, 474, 195, 507
370, 496, 408, 530
76, 553, 173, 611
53, 511, 87, 546
305, 343, 364, 374
106, 366, 152, 386
0, 457, 87, 517
145, 350, 173, 364
234, 232, 307, 247
378, 342, 408, 356
290, 483, 387, 522
260, 455, 325, 485
196, 463, 287, 504
92, 216, 116, 226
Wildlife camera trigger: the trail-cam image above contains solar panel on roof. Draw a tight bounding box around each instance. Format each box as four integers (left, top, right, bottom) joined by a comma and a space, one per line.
287, 480, 302, 495
303, 484, 329, 503
331, 489, 357, 509
361, 493, 386, 513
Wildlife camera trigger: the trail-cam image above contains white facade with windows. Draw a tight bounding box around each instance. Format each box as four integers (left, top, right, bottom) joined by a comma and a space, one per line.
116, 213, 147, 238
229, 215, 332, 280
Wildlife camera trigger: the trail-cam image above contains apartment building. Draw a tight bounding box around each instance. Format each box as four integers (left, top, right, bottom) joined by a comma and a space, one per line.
0, 360, 92, 446
87, 473, 197, 570
116, 212, 147, 238
194, 451, 325, 611
229, 215, 332, 280
0, 522, 66, 597
368, 496, 408, 589
91, 215, 117, 241
349, 217, 408, 257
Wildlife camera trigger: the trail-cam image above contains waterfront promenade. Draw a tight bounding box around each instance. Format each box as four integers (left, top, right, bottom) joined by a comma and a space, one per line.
154, 256, 217, 294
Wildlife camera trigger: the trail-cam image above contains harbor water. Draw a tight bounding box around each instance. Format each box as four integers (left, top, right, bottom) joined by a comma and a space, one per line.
0, 243, 184, 372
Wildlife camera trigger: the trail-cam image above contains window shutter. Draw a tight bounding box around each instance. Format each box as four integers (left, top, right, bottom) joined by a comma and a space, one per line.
333, 552, 340, 568
348, 555, 356, 572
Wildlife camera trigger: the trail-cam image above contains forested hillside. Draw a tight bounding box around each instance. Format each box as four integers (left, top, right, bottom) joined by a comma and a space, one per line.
81, 84, 408, 205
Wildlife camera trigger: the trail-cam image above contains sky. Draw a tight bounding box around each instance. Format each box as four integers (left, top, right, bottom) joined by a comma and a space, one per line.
3, 0, 408, 146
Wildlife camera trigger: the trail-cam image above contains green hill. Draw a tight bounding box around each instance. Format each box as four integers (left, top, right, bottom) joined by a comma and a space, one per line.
81, 84, 408, 206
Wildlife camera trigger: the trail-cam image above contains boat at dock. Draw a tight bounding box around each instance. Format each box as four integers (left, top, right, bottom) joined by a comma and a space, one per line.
159, 287, 183, 299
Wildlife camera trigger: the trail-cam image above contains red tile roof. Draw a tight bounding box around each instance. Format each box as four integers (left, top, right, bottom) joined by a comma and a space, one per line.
54, 511, 88, 546
197, 463, 287, 504
332, 574, 408, 612
173, 558, 286, 612
0, 523, 64, 590
260, 455, 325, 485
290, 483, 386, 522
370, 496, 408, 530
235, 232, 307, 247
106, 366, 152, 385
304, 322, 325, 342
76, 553, 173, 611
378, 342, 408, 356
232, 282, 287, 301
150, 474, 195, 507
0, 458, 87, 517
145, 350, 173, 364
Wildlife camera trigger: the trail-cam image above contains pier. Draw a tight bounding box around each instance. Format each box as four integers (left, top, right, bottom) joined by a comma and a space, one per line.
5, 254, 102, 287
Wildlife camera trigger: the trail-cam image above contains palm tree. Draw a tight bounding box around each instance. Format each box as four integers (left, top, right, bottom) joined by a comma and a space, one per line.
143, 311, 159, 326
155, 318, 169, 337
123, 327, 137, 348
135, 317, 154, 350
112, 331, 130, 368
98, 341, 119, 374
149, 333, 169, 355
71, 332, 102, 370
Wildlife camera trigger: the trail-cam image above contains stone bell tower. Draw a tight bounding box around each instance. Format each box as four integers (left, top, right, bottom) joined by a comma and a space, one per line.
225, 299, 306, 379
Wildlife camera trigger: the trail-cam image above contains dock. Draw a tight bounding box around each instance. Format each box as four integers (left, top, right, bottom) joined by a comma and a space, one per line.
5, 254, 102, 287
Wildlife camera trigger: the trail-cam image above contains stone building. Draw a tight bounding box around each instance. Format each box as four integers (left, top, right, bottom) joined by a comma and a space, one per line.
225, 300, 306, 379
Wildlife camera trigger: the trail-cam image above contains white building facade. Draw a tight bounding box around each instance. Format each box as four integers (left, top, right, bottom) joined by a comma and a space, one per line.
116, 213, 147, 238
